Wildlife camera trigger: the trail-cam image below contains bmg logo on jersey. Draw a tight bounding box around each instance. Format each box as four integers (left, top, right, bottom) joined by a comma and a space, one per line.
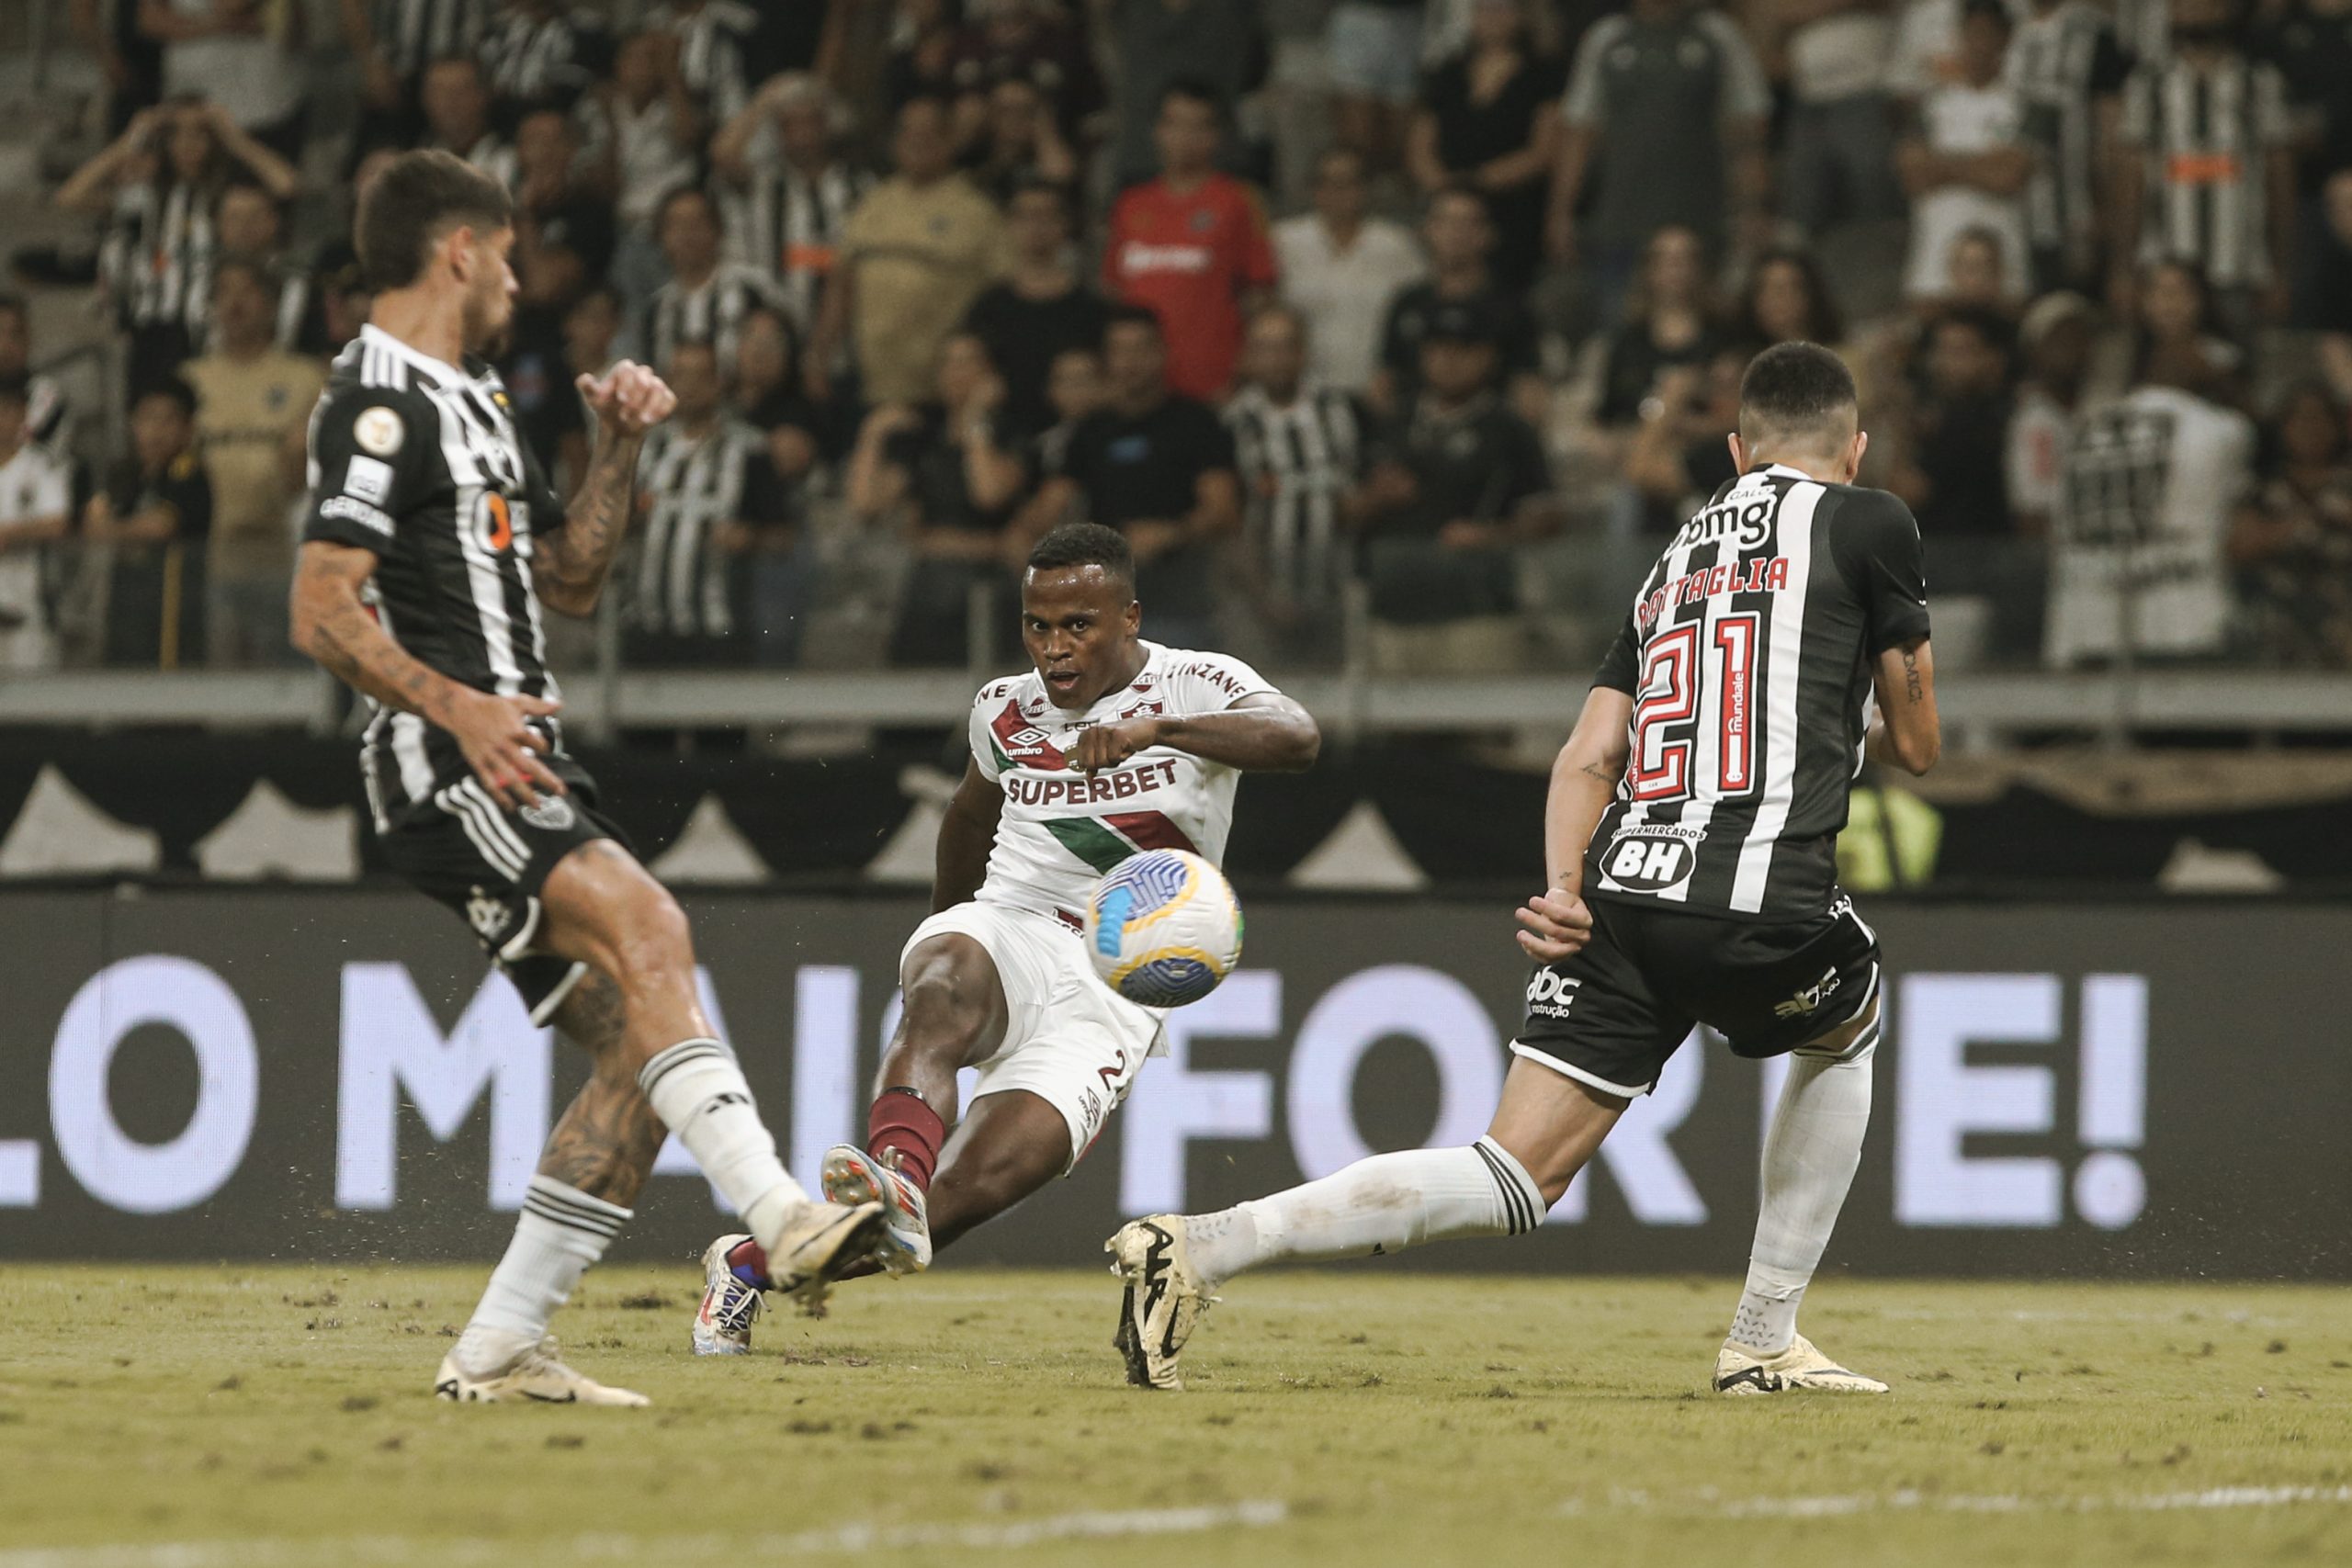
1602, 830, 1699, 893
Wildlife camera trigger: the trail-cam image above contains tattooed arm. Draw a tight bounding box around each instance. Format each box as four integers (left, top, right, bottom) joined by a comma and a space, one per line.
289, 539, 566, 808
1517, 685, 1634, 964
1868, 635, 1940, 775
532, 361, 678, 617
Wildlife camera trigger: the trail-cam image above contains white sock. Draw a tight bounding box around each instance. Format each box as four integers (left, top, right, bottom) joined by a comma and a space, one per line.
637, 1039, 808, 1249
1186, 1138, 1544, 1290
454, 1175, 629, 1375
1731, 1041, 1876, 1355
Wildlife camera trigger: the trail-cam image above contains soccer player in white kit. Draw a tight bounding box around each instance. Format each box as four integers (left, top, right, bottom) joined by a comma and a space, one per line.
692, 524, 1320, 1352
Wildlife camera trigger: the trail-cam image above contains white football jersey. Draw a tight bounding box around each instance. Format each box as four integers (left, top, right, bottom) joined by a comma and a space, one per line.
967, 642, 1276, 924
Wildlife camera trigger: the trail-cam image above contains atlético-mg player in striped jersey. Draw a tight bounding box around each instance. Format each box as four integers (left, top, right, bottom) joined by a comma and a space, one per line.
289, 150, 883, 1406
690, 524, 1321, 1356
1109, 343, 1941, 1395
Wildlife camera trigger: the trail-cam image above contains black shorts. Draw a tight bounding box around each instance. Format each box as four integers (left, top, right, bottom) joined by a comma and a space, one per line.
1512, 893, 1882, 1099
379, 756, 629, 1024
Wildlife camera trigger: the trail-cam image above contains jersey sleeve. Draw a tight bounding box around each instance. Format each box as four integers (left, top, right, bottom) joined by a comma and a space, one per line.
300, 387, 432, 553
1165, 649, 1279, 713
1830, 489, 1932, 655
968, 680, 1014, 783
1593, 607, 1640, 694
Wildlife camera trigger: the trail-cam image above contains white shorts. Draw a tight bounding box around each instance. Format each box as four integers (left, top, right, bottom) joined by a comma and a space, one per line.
902, 901, 1163, 1175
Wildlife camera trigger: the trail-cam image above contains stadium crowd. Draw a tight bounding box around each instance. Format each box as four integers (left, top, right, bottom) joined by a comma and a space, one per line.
6, 0, 2352, 680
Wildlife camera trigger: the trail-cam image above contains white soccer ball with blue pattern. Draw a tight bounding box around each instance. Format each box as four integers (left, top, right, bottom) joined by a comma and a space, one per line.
1084, 849, 1244, 1007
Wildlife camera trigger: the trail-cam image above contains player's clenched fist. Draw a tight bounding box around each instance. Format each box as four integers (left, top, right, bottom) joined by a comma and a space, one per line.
577, 361, 676, 437
1514, 889, 1593, 962
1069, 716, 1162, 775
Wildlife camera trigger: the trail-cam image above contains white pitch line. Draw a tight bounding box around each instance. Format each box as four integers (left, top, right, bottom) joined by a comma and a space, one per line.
0, 1501, 1291, 1568
1557, 1485, 2352, 1520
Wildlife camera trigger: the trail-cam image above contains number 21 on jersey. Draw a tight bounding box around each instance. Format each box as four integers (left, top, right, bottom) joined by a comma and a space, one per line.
1627, 614, 1758, 802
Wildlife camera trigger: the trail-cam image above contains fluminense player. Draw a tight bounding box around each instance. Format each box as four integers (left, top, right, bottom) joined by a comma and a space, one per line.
288, 151, 882, 1404
692, 524, 1319, 1352
1107, 343, 1940, 1394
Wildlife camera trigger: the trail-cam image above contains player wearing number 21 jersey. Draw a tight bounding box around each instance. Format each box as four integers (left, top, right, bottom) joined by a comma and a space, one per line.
691, 523, 1320, 1355
1108, 343, 1941, 1403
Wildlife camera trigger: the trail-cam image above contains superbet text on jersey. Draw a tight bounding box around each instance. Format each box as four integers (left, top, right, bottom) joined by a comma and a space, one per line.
1588, 464, 1931, 920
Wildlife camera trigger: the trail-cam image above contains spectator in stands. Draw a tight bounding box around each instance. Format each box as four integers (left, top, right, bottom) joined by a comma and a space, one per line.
213, 181, 328, 355
1409, 0, 1564, 294
479, 0, 609, 112
70, 0, 166, 137
419, 53, 516, 188
883, 0, 964, 112
2008, 0, 2129, 294
1356, 299, 1558, 673
589, 29, 704, 321
1276, 148, 1426, 398
85, 377, 211, 669
0, 297, 74, 462
1104, 0, 1262, 188
1022, 305, 1241, 649
2006, 289, 2097, 539
509, 283, 616, 492
1551, 0, 1771, 329
1030, 344, 1103, 487
1621, 345, 1746, 532
1735, 246, 1849, 355
644, 0, 758, 123
1593, 225, 1726, 430
1326, 0, 1422, 172
2048, 349, 2255, 667
962, 180, 1108, 441
1890, 306, 2017, 546
732, 306, 824, 479
1772, 0, 1903, 247
142, 0, 309, 159
945, 0, 1102, 146
1374, 185, 1545, 427
1898, 0, 2031, 310
0, 378, 71, 671
2308, 169, 2352, 405
2132, 259, 2244, 407
182, 257, 325, 669
514, 107, 616, 286
642, 186, 787, 377
1103, 81, 1278, 404
713, 72, 871, 343
2112, 0, 2296, 332
814, 95, 1010, 407
851, 333, 1029, 667
57, 98, 299, 399
626, 340, 791, 666
1226, 305, 1369, 658
961, 76, 1080, 207
341, 0, 490, 153
2233, 381, 2352, 667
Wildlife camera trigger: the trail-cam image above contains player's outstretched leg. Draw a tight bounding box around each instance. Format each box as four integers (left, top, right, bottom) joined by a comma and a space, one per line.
1108, 1064, 1616, 1390
1716, 997, 1886, 1396
439, 843, 884, 1400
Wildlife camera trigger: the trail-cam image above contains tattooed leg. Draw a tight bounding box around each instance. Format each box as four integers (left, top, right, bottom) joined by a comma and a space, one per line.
538, 968, 666, 1209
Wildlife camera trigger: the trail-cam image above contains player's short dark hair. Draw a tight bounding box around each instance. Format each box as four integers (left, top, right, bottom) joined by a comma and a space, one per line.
1159, 78, 1227, 121
133, 374, 199, 419
1027, 523, 1136, 596
1102, 300, 1163, 346
1738, 341, 1859, 449
356, 149, 514, 292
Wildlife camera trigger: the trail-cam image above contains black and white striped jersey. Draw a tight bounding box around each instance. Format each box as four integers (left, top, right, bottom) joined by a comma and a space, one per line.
300, 323, 568, 832
478, 4, 608, 109
628, 417, 783, 639
2120, 53, 2293, 288
2007, 1, 2129, 276
641, 262, 788, 372
646, 0, 758, 121
101, 179, 213, 335
724, 160, 872, 330
368, 0, 492, 85
1224, 383, 1366, 608
1587, 465, 1930, 921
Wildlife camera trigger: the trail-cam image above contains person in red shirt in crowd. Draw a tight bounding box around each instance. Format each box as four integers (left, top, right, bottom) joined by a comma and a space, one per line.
1103, 80, 1278, 402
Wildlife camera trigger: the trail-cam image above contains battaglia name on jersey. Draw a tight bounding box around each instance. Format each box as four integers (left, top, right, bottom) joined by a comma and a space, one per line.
1634, 555, 1791, 631
1003, 759, 1182, 807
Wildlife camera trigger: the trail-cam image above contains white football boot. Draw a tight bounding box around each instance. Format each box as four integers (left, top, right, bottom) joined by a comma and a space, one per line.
760, 1196, 888, 1314
433, 1337, 650, 1406
1106, 1215, 1213, 1392
820, 1145, 933, 1275
1713, 1334, 1889, 1395
691, 1232, 763, 1356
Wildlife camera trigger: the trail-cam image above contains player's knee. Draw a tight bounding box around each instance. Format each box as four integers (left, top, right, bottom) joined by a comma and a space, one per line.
898, 961, 990, 1052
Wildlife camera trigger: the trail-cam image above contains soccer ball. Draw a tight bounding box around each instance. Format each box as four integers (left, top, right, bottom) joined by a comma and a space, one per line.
1084, 849, 1244, 1007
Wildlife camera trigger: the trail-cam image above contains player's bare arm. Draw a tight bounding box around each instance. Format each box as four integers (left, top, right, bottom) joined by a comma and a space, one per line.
532, 361, 676, 615
288, 538, 566, 809
932, 757, 1007, 913
1515, 685, 1631, 964
1866, 635, 1940, 775
1067, 692, 1320, 775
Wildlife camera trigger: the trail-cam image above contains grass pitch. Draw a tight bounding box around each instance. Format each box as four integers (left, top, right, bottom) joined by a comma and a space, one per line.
2, 1266, 2347, 1568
